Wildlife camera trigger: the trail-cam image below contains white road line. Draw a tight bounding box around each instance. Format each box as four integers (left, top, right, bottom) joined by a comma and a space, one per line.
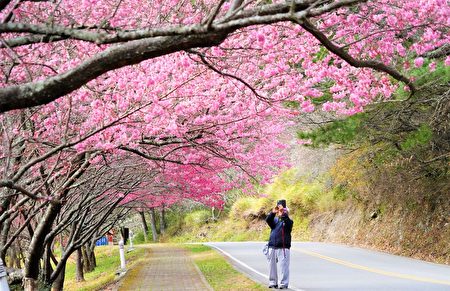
208, 244, 305, 291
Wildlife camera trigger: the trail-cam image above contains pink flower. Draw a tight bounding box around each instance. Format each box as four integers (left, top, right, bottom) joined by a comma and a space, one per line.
396, 44, 406, 57
257, 33, 265, 43
445, 56, 450, 66
414, 57, 424, 67
428, 62, 436, 72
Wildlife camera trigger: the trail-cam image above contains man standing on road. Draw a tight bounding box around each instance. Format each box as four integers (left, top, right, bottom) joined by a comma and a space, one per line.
266, 199, 293, 289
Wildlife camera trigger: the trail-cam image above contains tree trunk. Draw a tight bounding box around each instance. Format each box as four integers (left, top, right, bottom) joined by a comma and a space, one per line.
51, 261, 66, 291
89, 247, 96, 270
23, 278, 39, 291
159, 207, 166, 234
24, 203, 61, 291
139, 211, 149, 241
0, 217, 11, 263
76, 248, 84, 282
81, 246, 89, 273
82, 243, 96, 272
42, 241, 54, 284
149, 208, 158, 242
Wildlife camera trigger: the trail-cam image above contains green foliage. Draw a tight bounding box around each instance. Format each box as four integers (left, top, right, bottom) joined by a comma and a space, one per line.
298, 114, 364, 147
229, 196, 272, 219
395, 59, 450, 100
311, 80, 335, 106
332, 184, 350, 201
163, 207, 190, 238
184, 209, 211, 228
133, 231, 147, 244
264, 169, 349, 215
229, 197, 254, 217
371, 144, 400, 165
401, 124, 433, 150
184, 244, 210, 253
310, 91, 333, 106
313, 46, 329, 63
282, 100, 300, 109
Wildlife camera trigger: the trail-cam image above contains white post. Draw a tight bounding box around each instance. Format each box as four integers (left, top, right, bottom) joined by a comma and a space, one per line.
119, 240, 126, 270
128, 231, 134, 251
0, 259, 10, 291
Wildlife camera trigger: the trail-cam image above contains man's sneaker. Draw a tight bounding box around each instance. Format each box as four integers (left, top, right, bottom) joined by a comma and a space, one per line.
268, 284, 278, 288
279, 286, 288, 289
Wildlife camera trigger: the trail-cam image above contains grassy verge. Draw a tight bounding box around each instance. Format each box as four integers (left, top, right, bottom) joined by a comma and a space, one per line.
63, 245, 146, 291
184, 244, 266, 291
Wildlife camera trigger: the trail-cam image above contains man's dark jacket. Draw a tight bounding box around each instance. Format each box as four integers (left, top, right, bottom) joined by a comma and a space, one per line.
266, 212, 293, 249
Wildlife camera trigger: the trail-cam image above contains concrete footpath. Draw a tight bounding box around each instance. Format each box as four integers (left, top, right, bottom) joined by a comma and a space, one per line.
116, 244, 213, 291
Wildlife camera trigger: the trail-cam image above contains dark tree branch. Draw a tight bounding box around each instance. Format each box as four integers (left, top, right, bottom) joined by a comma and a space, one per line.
187, 49, 269, 102
296, 18, 415, 92
421, 43, 450, 59
118, 145, 201, 165
0, 180, 60, 203
205, 0, 227, 29
0, 34, 66, 48
0, 0, 13, 12
0, 33, 228, 112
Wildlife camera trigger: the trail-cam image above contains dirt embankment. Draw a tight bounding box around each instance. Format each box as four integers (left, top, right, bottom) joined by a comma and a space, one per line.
308, 200, 450, 265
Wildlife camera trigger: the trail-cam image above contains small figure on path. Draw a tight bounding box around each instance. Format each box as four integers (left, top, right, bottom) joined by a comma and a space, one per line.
265, 199, 294, 289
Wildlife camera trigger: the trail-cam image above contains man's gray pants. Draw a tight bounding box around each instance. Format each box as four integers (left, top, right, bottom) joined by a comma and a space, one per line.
269, 248, 290, 287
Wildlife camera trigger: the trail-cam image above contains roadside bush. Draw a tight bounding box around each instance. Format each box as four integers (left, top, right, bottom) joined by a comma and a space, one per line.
184, 209, 211, 228
133, 231, 147, 244
229, 196, 272, 220
229, 197, 255, 219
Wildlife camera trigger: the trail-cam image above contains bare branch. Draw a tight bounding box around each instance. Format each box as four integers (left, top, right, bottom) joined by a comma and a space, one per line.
187, 49, 270, 102
0, 33, 227, 112
0, 180, 60, 203
205, 0, 227, 29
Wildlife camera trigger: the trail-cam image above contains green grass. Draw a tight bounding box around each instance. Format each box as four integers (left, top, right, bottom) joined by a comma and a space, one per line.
184, 244, 266, 291
63, 245, 146, 291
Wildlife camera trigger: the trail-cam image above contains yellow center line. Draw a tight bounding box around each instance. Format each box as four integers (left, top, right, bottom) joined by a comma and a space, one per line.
292, 248, 450, 286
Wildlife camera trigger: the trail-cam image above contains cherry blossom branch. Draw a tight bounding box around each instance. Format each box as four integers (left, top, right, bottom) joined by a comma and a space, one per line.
0, 33, 227, 112
3, 202, 47, 251
187, 49, 269, 102
0, 180, 60, 203
296, 18, 415, 92
118, 145, 201, 165
0, 34, 65, 48
0, 0, 13, 12
205, 0, 227, 29
0, 196, 29, 223
0, 0, 365, 113
0, 1, 361, 47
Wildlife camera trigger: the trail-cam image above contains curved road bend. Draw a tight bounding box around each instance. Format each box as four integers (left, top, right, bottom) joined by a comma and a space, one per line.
205, 242, 450, 291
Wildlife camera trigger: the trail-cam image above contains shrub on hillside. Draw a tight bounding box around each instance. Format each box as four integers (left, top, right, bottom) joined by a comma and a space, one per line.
184, 210, 211, 228
229, 196, 272, 220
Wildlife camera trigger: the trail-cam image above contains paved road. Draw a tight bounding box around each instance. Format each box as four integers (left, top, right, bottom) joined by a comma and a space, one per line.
206, 242, 450, 291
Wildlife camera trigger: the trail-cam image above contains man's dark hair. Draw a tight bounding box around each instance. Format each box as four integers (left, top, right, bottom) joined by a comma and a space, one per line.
277, 199, 286, 208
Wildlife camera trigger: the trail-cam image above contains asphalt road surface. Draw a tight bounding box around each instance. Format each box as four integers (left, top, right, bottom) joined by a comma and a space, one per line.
205, 242, 450, 291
